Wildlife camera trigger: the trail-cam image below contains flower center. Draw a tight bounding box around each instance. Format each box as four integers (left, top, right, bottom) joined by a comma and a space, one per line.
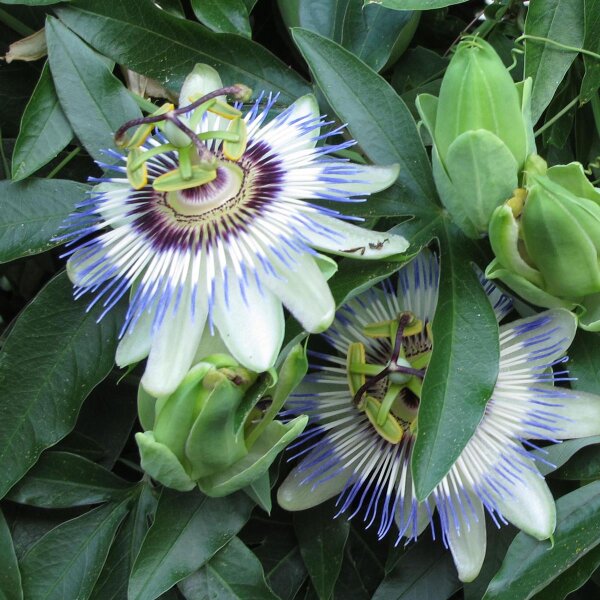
166, 162, 244, 216
346, 311, 433, 444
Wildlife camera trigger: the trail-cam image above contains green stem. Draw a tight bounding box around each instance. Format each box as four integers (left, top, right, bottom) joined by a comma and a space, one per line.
47, 147, 81, 179
0, 8, 34, 37
517, 34, 600, 62
534, 95, 580, 137
129, 92, 159, 114
0, 128, 9, 178
130, 143, 177, 170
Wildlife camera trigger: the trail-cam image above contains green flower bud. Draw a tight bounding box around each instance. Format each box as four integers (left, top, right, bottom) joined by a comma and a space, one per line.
135, 347, 309, 496
417, 36, 535, 238
487, 157, 600, 331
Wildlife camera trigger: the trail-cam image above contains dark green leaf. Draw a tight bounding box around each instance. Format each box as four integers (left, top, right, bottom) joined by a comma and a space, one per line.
332, 547, 371, 600
0, 0, 66, 4
581, 0, 600, 102
19, 500, 130, 600
484, 481, 600, 600
532, 544, 600, 600
372, 535, 461, 599
463, 522, 516, 600
294, 503, 350, 600
129, 488, 253, 600
0, 272, 125, 499
7, 451, 132, 508
412, 224, 500, 500
190, 0, 251, 38
553, 444, 600, 480
90, 484, 157, 600
0, 509, 23, 600
178, 536, 278, 600
46, 16, 141, 163
55, 0, 309, 103
524, 0, 585, 123
291, 28, 437, 207
536, 436, 600, 477
0, 178, 87, 263
567, 329, 600, 393
364, 0, 468, 8
391, 46, 448, 93
340, 5, 419, 71
279, 0, 418, 72
251, 519, 307, 600
11, 62, 73, 181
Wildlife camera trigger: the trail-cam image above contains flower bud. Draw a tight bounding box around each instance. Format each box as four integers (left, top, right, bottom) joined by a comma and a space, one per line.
487, 157, 600, 331
417, 36, 535, 238
135, 347, 309, 496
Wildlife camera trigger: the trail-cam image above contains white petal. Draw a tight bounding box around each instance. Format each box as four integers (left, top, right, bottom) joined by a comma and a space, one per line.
491, 455, 555, 540
303, 214, 408, 260
444, 491, 487, 582
213, 276, 284, 372
265, 254, 335, 333
141, 289, 208, 397
528, 384, 600, 440
328, 163, 400, 196
193, 326, 230, 363
394, 470, 432, 540
284, 94, 321, 150
277, 450, 350, 511
499, 309, 577, 373
116, 307, 154, 367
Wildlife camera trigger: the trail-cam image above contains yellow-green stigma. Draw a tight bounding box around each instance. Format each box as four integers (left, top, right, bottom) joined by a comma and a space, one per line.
347, 312, 432, 444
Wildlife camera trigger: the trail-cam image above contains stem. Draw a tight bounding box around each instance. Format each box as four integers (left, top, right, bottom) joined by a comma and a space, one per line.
174, 85, 246, 116
517, 34, 600, 62
534, 95, 580, 137
47, 147, 81, 179
0, 128, 9, 178
167, 113, 216, 163
0, 8, 34, 37
129, 92, 159, 114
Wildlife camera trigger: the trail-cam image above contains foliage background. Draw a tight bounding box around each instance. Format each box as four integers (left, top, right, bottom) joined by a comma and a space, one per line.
0, 0, 599, 598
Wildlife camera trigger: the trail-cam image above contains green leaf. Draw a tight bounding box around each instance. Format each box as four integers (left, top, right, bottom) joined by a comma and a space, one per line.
567, 329, 600, 393
532, 544, 600, 600
190, 0, 251, 38
524, 0, 585, 123
484, 481, 600, 600
178, 537, 279, 599
372, 535, 461, 599
19, 500, 131, 600
364, 0, 468, 8
45, 15, 141, 163
279, 0, 419, 72
54, 0, 309, 103
290, 28, 437, 207
0, 509, 23, 600
0, 0, 67, 4
412, 224, 500, 500
581, 0, 600, 102
341, 5, 419, 71
0, 272, 125, 499
129, 488, 253, 600
252, 521, 307, 600
90, 484, 157, 600
294, 503, 350, 600
553, 443, 600, 481
536, 436, 600, 477
7, 451, 132, 508
11, 62, 73, 181
0, 178, 87, 263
